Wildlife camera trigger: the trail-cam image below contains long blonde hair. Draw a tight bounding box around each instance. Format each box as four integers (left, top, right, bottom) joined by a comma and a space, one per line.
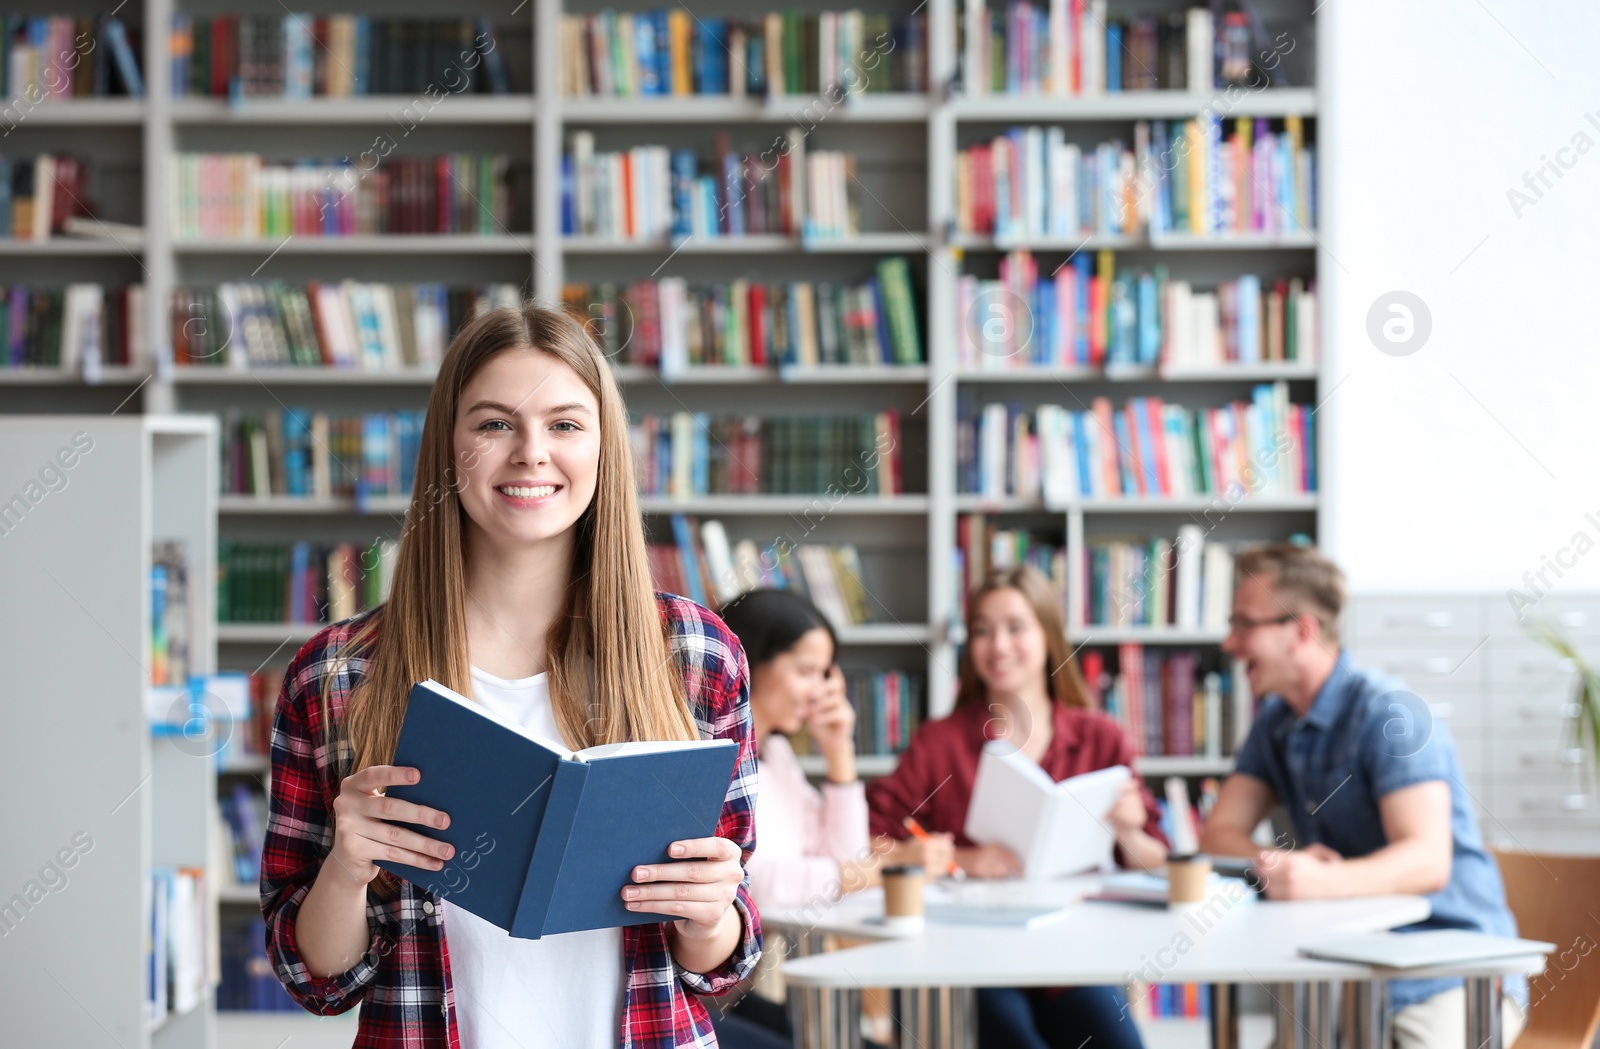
955, 564, 1092, 710
325, 301, 697, 790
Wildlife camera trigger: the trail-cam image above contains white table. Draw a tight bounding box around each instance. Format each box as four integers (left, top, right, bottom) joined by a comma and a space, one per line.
763, 877, 1541, 1049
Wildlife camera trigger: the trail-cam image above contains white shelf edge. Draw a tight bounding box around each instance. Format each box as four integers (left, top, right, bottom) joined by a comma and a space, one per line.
170, 95, 536, 124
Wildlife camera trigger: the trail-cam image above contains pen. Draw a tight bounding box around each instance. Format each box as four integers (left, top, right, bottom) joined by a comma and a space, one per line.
902, 816, 966, 880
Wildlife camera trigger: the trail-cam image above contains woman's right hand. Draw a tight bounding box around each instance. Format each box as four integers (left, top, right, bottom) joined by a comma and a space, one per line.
328, 765, 455, 886
955, 843, 1023, 879
877, 832, 956, 877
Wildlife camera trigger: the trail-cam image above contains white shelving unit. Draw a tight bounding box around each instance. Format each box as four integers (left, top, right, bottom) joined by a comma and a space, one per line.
0, 415, 219, 1049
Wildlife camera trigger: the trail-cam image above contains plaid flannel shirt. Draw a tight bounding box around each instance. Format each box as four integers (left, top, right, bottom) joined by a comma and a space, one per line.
260, 592, 763, 1048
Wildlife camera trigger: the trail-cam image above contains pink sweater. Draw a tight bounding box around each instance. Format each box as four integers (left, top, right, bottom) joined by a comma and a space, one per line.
746, 733, 871, 911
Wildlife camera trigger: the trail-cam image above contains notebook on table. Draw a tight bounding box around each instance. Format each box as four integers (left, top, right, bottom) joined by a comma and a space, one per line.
963, 742, 1131, 881
1297, 930, 1556, 969
926, 902, 1073, 930
376, 679, 738, 939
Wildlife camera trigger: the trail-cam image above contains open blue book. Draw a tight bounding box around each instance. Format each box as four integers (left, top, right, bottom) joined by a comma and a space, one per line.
375, 679, 739, 939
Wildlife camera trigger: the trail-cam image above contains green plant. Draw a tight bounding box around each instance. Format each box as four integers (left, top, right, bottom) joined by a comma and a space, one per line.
1522, 617, 1600, 791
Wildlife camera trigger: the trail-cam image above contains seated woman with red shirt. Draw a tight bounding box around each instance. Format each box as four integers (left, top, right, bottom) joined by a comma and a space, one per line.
867, 564, 1168, 1049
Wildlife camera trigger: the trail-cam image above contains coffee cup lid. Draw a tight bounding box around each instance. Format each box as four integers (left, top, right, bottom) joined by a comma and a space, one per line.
1167, 852, 1212, 864
882, 864, 925, 876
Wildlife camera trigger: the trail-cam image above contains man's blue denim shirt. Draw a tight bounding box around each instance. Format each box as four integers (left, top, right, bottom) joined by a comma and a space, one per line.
1234, 649, 1525, 1012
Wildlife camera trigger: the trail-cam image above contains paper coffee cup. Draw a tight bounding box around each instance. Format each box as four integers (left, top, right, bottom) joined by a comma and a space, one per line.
882, 864, 926, 932
1166, 853, 1213, 910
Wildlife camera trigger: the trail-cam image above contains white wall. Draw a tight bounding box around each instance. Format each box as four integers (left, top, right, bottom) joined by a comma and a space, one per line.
1321, 0, 1600, 597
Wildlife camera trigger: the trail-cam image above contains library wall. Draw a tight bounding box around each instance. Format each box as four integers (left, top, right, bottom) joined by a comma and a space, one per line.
1322, 0, 1600, 595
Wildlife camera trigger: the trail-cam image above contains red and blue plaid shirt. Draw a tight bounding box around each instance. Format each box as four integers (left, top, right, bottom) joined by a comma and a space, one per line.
261, 592, 763, 1048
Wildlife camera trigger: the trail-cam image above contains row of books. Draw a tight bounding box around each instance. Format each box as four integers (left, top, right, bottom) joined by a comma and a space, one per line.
145, 866, 209, 1026
0, 284, 146, 369
561, 259, 922, 370
954, 513, 1067, 615
168, 153, 514, 239
1083, 645, 1248, 758
171, 282, 519, 369
960, 250, 1316, 369
2, 15, 142, 100
221, 409, 424, 500
217, 538, 396, 624
151, 540, 192, 688
560, 10, 926, 99
1125, 983, 1213, 1021
222, 666, 284, 762
647, 514, 886, 629
219, 917, 297, 1012
789, 671, 925, 758
1082, 527, 1235, 631
955, 116, 1314, 240
562, 132, 859, 242
630, 411, 902, 498
958, 382, 1316, 501
0, 154, 93, 240
169, 16, 512, 98
961, 3, 1231, 97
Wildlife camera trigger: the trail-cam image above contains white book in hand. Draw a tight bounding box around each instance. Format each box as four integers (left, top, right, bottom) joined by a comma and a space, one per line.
964, 742, 1131, 881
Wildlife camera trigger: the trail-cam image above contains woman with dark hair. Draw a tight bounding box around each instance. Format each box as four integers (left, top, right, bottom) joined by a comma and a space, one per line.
711, 588, 951, 1048
259, 301, 760, 1048
867, 564, 1168, 1049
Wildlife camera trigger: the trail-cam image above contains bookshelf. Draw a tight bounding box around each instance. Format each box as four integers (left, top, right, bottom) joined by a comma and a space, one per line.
0, 415, 219, 1048
1, 0, 1322, 1041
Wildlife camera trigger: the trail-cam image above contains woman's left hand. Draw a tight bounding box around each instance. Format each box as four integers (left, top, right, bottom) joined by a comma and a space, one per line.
1107, 779, 1149, 839
623, 835, 743, 937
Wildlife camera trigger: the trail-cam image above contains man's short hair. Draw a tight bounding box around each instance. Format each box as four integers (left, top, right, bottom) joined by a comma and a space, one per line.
1234, 542, 1347, 644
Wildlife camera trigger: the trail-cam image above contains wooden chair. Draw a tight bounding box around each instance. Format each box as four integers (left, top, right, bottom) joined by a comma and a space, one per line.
1490, 847, 1600, 1049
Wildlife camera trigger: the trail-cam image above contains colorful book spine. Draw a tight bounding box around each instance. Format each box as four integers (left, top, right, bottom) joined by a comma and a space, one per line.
168, 153, 514, 239
959, 383, 1315, 501
631, 412, 902, 498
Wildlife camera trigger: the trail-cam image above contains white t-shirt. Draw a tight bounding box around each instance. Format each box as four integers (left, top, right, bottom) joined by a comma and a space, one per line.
440, 665, 625, 1049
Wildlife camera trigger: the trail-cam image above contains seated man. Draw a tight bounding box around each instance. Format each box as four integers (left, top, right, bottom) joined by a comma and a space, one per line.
1199, 543, 1526, 1049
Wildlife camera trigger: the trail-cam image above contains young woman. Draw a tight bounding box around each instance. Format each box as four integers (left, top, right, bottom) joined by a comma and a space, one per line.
260, 303, 761, 1049
866, 564, 1168, 1049
711, 588, 947, 1049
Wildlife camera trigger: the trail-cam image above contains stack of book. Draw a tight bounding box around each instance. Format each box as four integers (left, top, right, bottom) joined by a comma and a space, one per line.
169, 15, 512, 96
218, 917, 298, 1011
168, 153, 513, 239
150, 540, 191, 687
562, 259, 922, 370
2, 15, 143, 98
959, 2, 1218, 96
560, 10, 926, 97
953, 116, 1314, 239
217, 537, 396, 625
1081, 525, 1234, 631
145, 866, 209, 1025
561, 131, 861, 241
957, 249, 1315, 369
1081, 646, 1245, 757
631, 411, 901, 498
0, 284, 146, 370
171, 282, 520, 369
219, 408, 425, 500
957, 382, 1316, 501
788, 670, 925, 758
216, 666, 284, 763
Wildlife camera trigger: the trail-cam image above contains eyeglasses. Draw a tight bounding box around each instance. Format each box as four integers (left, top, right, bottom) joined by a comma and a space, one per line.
1226, 613, 1296, 634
